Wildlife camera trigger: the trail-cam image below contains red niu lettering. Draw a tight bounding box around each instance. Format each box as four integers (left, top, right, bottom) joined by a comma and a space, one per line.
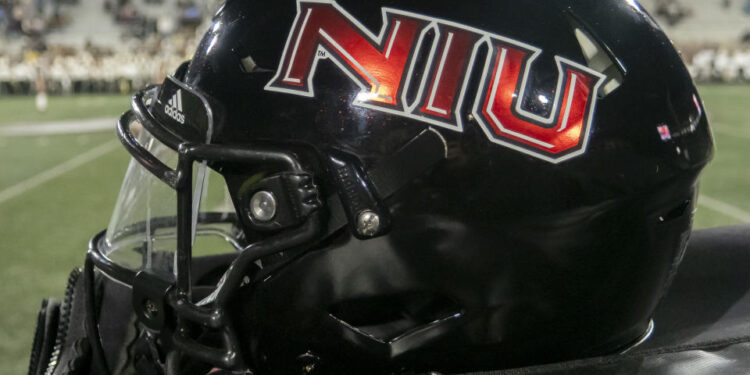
266, 0, 605, 162
474, 39, 602, 158
415, 26, 481, 130
265, 2, 427, 108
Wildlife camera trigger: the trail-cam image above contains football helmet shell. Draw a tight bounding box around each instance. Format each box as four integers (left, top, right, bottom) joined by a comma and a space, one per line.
82, 0, 713, 374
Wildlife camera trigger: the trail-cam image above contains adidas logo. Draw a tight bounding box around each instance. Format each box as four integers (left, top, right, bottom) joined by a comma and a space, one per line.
164, 89, 186, 124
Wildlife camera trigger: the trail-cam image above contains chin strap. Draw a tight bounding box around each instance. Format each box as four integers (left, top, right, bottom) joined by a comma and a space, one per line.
29, 266, 105, 375
325, 127, 448, 239
83, 256, 112, 375
28, 298, 60, 375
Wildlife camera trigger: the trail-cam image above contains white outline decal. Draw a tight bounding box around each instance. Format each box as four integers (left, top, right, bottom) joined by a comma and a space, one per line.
282, 8, 313, 84
318, 29, 385, 99
265, 0, 606, 163
557, 74, 578, 133
471, 36, 606, 163
424, 32, 454, 116
484, 48, 554, 149
385, 20, 401, 59
401, 24, 437, 113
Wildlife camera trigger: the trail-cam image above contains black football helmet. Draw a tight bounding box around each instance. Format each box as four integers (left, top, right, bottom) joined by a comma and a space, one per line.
68, 0, 713, 374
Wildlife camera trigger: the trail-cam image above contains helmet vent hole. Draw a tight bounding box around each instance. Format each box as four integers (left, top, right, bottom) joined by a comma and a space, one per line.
240, 55, 272, 73
659, 200, 692, 224
329, 292, 462, 341
574, 28, 624, 97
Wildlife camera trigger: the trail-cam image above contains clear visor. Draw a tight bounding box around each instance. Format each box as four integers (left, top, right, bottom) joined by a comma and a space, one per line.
101, 119, 244, 275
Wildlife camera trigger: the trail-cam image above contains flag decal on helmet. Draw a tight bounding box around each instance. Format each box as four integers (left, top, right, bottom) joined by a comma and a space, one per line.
266, 0, 606, 163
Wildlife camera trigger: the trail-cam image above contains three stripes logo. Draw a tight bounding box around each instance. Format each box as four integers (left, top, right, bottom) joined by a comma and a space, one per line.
164, 89, 186, 124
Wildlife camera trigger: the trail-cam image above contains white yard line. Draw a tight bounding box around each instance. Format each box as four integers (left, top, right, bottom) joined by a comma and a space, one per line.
0, 141, 119, 205
0, 117, 116, 136
699, 194, 750, 223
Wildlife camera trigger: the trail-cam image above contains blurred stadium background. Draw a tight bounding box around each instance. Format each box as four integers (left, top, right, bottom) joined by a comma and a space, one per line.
0, 0, 749, 373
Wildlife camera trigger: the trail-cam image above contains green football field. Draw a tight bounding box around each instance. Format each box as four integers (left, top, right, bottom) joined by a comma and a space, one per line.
0, 87, 748, 373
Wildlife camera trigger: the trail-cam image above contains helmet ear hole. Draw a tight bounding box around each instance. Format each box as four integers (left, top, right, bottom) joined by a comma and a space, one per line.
658, 200, 692, 224
329, 292, 462, 342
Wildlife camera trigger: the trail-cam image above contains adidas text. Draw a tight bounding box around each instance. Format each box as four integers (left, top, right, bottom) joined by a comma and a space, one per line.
165, 90, 186, 124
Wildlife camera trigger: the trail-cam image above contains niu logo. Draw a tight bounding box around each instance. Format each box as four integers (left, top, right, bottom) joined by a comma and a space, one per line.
266, 0, 606, 163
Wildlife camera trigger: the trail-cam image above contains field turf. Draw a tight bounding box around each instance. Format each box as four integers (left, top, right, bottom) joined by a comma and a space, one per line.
0, 88, 747, 373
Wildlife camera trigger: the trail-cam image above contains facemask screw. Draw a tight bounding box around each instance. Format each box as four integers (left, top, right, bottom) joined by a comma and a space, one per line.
297, 351, 320, 374
250, 191, 277, 222
143, 299, 159, 320
356, 210, 380, 237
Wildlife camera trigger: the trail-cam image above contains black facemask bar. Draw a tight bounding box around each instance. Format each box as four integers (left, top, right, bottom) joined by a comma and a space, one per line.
88, 86, 324, 372
88, 72, 449, 372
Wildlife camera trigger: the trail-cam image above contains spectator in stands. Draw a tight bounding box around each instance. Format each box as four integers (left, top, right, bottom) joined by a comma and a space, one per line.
655, 0, 693, 26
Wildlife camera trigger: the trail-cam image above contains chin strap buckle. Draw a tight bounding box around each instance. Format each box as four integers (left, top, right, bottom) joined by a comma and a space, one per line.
240, 173, 322, 233
133, 271, 175, 333
326, 152, 392, 239
324, 128, 448, 240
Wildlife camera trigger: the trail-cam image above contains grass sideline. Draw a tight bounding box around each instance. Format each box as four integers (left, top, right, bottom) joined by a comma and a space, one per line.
0, 94, 129, 127
0, 88, 747, 373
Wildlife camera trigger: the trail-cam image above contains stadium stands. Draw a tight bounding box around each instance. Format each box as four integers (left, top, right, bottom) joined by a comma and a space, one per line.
2, 0, 750, 95
639, 0, 750, 45
0, 0, 217, 95
636, 0, 750, 83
